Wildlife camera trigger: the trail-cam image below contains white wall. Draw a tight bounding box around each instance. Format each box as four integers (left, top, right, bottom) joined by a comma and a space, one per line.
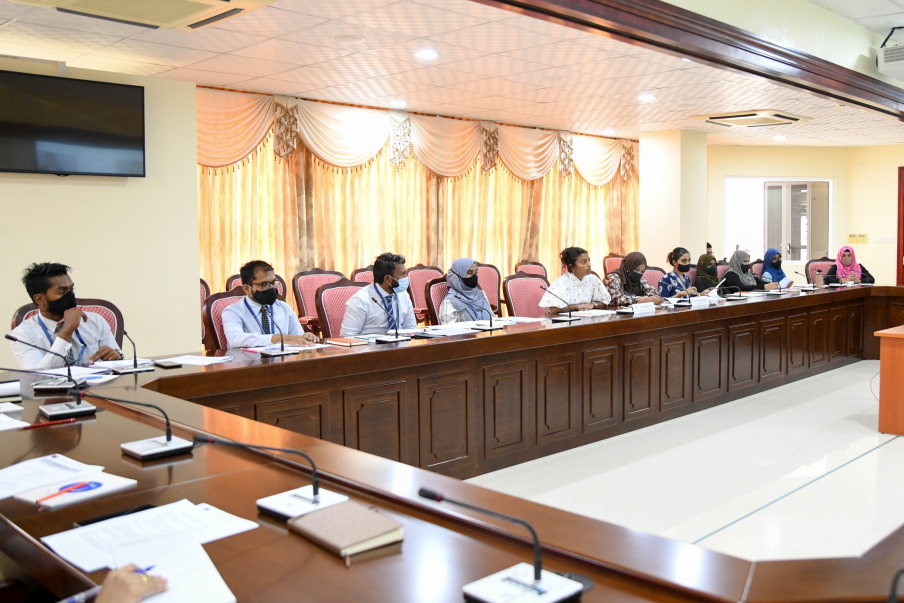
0, 57, 199, 368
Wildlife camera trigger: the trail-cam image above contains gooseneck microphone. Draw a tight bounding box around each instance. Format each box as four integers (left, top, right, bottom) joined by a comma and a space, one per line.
259, 306, 298, 357
4, 334, 79, 389
193, 434, 321, 503
539, 287, 581, 323
73, 390, 172, 441
114, 330, 155, 375
452, 295, 502, 331
889, 568, 904, 603
370, 297, 411, 343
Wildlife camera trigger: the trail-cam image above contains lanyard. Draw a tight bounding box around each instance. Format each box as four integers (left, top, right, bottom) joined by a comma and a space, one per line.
36, 316, 86, 364
244, 299, 275, 335
374, 284, 399, 330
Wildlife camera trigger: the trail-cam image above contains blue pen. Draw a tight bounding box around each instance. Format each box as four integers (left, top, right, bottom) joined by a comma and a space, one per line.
135, 565, 155, 574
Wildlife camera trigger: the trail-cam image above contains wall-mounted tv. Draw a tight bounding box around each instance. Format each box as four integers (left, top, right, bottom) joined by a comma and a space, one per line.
0, 70, 145, 177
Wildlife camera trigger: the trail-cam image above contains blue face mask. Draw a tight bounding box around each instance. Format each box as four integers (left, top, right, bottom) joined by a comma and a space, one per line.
392, 276, 410, 294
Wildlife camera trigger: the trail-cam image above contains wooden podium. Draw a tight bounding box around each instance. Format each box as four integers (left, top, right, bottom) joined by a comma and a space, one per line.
877, 325, 904, 435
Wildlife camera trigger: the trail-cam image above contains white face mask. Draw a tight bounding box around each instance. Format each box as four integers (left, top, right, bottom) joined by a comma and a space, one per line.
391, 276, 410, 294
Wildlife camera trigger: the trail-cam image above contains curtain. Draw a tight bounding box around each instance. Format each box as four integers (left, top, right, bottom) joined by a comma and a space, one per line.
197, 88, 274, 167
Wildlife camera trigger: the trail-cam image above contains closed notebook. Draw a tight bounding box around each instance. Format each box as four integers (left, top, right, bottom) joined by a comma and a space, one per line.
287, 500, 403, 557
325, 337, 369, 347
15, 472, 136, 509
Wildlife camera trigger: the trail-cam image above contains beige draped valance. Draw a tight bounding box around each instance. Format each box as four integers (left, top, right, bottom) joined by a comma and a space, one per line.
197, 88, 274, 168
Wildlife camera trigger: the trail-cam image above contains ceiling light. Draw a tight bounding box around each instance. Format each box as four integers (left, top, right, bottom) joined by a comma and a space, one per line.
681, 57, 692, 62
414, 49, 439, 60
332, 35, 366, 45
389, 100, 407, 108
603, 128, 616, 136
638, 93, 656, 103
773, 135, 786, 141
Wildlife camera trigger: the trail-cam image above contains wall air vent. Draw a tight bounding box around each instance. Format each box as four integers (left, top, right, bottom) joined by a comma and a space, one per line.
690, 109, 812, 127
879, 46, 904, 81
9, 0, 274, 31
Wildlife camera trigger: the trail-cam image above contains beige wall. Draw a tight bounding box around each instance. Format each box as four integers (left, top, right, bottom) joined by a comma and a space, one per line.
0, 57, 199, 368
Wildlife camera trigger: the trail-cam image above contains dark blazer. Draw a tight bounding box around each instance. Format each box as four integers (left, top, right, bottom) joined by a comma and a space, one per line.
723, 270, 766, 292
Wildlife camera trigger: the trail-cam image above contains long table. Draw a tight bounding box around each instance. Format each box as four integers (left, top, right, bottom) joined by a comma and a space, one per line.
2, 285, 904, 603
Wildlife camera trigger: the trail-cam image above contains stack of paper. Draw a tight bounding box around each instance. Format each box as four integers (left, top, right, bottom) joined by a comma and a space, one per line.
92, 359, 154, 369
159, 356, 232, 366
0, 455, 102, 500
0, 413, 28, 431
0, 382, 20, 397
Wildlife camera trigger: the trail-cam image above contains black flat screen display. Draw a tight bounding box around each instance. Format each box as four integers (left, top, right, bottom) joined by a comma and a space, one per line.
0, 70, 145, 177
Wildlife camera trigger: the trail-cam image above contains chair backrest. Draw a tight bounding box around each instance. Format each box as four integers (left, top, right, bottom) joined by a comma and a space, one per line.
351, 265, 375, 284
514, 260, 547, 279
425, 276, 450, 326
806, 257, 834, 284
202, 287, 245, 351
603, 254, 624, 276
11, 299, 125, 348
717, 265, 730, 281
643, 267, 666, 291
407, 264, 443, 310
687, 267, 697, 284
751, 260, 764, 278
292, 268, 344, 317
225, 273, 287, 300
200, 278, 210, 341
477, 263, 502, 317
503, 272, 550, 318
315, 279, 368, 338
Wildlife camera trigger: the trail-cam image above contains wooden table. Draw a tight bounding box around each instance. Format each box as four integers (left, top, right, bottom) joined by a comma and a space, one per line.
3, 285, 904, 603
876, 324, 904, 435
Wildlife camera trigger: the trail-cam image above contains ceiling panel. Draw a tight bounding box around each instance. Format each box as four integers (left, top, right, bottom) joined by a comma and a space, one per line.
428, 21, 558, 53
67, 55, 171, 75
444, 54, 545, 77
230, 38, 352, 65
18, 6, 148, 36
0, 21, 123, 53
412, 0, 512, 21
186, 54, 299, 76
501, 40, 618, 67
272, 0, 399, 19
496, 14, 591, 40
134, 28, 266, 53
341, 2, 487, 37
281, 19, 413, 51
212, 7, 327, 37
363, 38, 488, 66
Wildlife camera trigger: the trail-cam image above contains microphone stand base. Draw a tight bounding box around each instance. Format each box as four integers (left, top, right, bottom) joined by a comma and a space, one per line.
375, 335, 411, 343
550, 316, 582, 323
463, 563, 584, 603
256, 485, 349, 521
112, 366, 156, 375
259, 350, 300, 357
121, 436, 194, 461
39, 401, 96, 419
721, 296, 747, 302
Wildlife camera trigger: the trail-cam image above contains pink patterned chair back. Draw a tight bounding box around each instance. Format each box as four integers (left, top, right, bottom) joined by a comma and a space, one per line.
503, 273, 549, 318
16, 299, 123, 348
315, 280, 367, 338
514, 261, 547, 279
22, 305, 117, 339
717, 265, 730, 281
687, 267, 697, 284
225, 274, 285, 299
293, 271, 343, 317
209, 295, 243, 350
351, 266, 375, 284
226, 274, 242, 291
806, 259, 835, 284
200, 279, 210, 341
407, 265, 443, 311
426, 278, 450, 325
751, 261, 764, 278
643, 268, 665, 290
477, 263, 502, 316
604, 255, 624, 275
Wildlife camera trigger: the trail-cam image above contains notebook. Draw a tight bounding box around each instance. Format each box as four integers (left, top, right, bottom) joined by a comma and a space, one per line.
325, 338, 369, 347
15, 472, 136, 509
287, 500, 403, 558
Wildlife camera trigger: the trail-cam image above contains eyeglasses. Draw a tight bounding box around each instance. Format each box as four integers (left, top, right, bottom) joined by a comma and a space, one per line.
251, 280, 277, 290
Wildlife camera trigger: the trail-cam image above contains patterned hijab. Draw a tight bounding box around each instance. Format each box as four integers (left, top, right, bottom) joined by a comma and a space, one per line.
835, 246, 862, 280
696, 253, 718, 288
445, 257, 493, 320
727, 250, 756, 286
615, 251, 647, 296
762, 248, 786, 283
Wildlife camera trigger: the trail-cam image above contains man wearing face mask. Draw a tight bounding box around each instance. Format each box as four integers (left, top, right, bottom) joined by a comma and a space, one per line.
222, 260, 318, 349
340, 252, 417, 336
10, 263, 123, 369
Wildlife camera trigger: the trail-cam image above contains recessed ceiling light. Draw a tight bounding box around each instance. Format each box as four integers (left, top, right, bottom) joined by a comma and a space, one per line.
389, 100, 407, 108
332, 35, 366, 45
638, 93, 656, 103
681, 57, 692, 62
603, 128, 616, 136
773, 135, 786, 141
414, 49, 439, 60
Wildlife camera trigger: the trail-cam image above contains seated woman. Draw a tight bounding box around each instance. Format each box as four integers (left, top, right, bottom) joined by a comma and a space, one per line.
723, 250, 779, 292
604, 251, 662, 307
539, 247, 611, 315
695, 253, 719, 292
824, 246, 875, 284
439, 258, 494, 324
658, 247, 713, 298
760, 248, 793, 287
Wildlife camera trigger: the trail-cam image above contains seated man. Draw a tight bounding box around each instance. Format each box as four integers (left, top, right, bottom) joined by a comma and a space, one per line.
10, 263, 123, 369
222, 260, 318, 349
340, 252, 417, 336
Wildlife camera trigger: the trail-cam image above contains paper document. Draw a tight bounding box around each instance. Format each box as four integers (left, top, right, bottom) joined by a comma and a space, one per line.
242, 344, 328, 352
0, 413, 28, 431
42, 499, 258, 573
41, 366, 109, 378
159, 356, 232, 366
0, 455, 102, 500
779, 276, 793, 288
571, 309, 616, 316
0, 382, 20, 397
113, 532, 236, 603
92, 358, 154, 369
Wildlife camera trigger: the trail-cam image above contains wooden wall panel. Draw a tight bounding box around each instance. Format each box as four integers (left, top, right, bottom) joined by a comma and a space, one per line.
623, 339, 657, 422
759, 317, 785, 383
343, 382, 406, 463
849, 303, 864, 357
693, 329, 725, 402
417, 371, 477, 473
582, 346, 618, 432
536, 354, 577, 444
788, 313, 809, 375
256, 393, 329, 439
660, 334, 690, 411
809, 309, 828, 368
888, 301, 904, 328
829, 305, 848, 363
483, 361, 530, 460
728, 323, 757, 392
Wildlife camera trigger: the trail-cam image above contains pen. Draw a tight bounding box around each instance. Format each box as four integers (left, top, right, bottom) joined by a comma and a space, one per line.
60, 585, 101, 603
20, 418, 77, 431
135, 565, 155, 574
36, 481, 88, 504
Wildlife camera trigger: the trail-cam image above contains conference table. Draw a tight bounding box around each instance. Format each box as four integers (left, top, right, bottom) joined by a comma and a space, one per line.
3, 284, 904, 603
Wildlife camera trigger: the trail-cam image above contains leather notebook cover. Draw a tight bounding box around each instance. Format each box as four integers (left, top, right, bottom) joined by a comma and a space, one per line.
287, 500, 403, 557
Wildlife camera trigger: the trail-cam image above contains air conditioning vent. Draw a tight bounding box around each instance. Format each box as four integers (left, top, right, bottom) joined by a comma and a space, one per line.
879, 46, 904, 80
9, 0, 273, 31
690, 109, 812, 127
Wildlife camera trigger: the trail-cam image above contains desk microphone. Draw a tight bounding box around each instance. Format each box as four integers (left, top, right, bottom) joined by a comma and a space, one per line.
193, 434, 322, 503
113, 330, 155, 375
4, 334, 82, 391
539, 287, 581, 323
418, 488, 588, 602
453, 295, 502, 331
259, 306, 298, 358
889, 568, 904, 603
370, 298, 411, 343
0, 364, 96, 419
717, 285, 745, 301
72, 390, 193, 460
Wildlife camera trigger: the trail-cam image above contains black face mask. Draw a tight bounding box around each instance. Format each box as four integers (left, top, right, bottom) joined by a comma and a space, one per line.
253, 288, 278, 306
772, 260, 782, 269
628, 271, 643, 283
706, 265, 717, 276
677, 264, 691, 273
462, 274, 479, 289
46, 290, 76, 316
741, 264, 750, 274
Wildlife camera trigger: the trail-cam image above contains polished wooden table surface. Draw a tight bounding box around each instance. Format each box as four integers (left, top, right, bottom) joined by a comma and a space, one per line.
876, 324, 904, 436
3, 285, 904, 603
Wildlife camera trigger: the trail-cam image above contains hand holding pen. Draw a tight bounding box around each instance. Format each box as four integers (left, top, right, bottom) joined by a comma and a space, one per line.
61, 564, 167, 603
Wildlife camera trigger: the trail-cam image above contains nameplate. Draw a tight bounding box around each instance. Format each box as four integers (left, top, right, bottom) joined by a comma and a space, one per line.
631, 302, 656, 315
689, 297, 710, 308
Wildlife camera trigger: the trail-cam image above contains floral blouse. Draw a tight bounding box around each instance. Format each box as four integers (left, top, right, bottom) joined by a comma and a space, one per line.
658, 271, 695, 298
538, 272, 611, 311
604, 272, 658, 307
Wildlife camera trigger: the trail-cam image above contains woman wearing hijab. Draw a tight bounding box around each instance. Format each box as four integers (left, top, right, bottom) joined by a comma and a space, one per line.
694, 253, 719, 292
603, 251, 662, 307
760, 248, 793, 286
722, 250, 779, 292
824, 246, 875, 284
539, 247, 611, 315
438, 258, 494, 324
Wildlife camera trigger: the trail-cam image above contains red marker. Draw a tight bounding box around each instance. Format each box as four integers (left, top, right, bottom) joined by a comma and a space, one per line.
19, 418, 77, 431
36, 481, 88, 504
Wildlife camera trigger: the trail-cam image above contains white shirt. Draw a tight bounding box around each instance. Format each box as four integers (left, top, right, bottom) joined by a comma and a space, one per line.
340, 284, 417, 336
10, 312, 121, 369
538, 272, 611, 310
438, 291, 492, 325
222, 297, 304, 349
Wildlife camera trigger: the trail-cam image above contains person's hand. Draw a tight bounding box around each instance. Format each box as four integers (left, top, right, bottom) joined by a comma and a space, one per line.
765, 282, 779, 290
574, 303, 594, 310
854, 278, 861, 284
702, 288, 713, 296
96, 565, 168, 603
90, 346, 123, 362
687, 287, 698, 295
60, 308, 87, 338
674, 290, 689, 298
285, 333, 319, 346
